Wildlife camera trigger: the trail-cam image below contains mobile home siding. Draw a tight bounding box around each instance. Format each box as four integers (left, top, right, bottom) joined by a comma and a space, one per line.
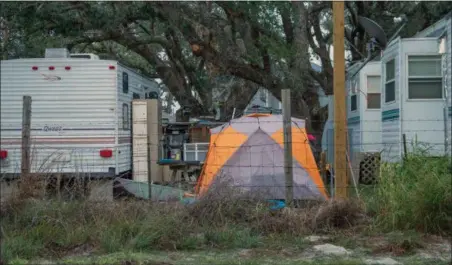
116, 65, 159, 174
381, 39, 402, 162
400, 38, 447, 156
359, 62, 382, 153
321, 96, 334, 162
447, 17, 452, 155
322, 66, 355, 165
413, 13, 452, 154
0, 59, 118, 175
346, 74, 361, 154
343, 61, 382, 160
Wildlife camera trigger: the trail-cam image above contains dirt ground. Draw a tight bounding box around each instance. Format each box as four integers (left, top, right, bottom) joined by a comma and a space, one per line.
15, 237, 452, 265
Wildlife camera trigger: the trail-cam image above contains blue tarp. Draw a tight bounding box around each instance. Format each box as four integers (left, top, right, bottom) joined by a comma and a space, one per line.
181, 197, 286, 210
268, 199, 286, 210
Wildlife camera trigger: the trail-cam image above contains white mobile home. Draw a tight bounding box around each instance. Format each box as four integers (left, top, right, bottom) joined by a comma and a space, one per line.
380, 17, 451, 162
0, 48, 159, 178
346, 61, 383, 183
321, 61, 382, 184
412, 12, 452, 158
346, 61, 383, 156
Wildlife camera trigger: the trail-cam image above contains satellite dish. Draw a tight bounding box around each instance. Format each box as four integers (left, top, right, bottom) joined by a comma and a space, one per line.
358, 16, 388, 49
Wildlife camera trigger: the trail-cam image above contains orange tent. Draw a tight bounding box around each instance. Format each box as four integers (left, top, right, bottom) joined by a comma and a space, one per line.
195, 113, 328, 200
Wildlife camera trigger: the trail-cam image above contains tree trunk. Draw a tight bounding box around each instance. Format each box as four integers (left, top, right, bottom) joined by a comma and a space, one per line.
220, 80, 259, 121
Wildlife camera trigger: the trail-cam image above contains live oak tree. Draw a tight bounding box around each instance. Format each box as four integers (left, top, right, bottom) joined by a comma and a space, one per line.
1, 1, 450, 135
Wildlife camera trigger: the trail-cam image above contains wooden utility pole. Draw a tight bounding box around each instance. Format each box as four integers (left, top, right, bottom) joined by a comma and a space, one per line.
282, 89, 293, 205
21, 95, 32, 176
333, 1, 348, 199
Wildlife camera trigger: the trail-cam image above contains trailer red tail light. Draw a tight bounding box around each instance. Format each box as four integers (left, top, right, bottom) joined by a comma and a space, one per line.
0, 150, 8, 159
109, 65, 116, 70
32, 66, 38, 71
49, 66, 55, 70
99, 149, 113, 158
65, 66, 71, 70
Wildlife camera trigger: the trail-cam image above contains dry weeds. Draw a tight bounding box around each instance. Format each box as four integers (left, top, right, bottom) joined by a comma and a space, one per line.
2, 157, 446, 264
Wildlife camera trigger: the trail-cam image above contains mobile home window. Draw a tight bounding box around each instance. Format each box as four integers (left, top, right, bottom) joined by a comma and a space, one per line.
367, 75, 381, 109
133, 93, 140, 99
122, 103, 129, 130
367, 93, 381, 109
408, 55, 442, 99
350, 95, 357, 111
385, 59, 395, 103
122, 72, 129, 94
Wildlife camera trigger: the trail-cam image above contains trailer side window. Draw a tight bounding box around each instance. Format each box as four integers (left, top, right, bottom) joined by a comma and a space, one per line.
408, 55, 442, 99
123, 72, 129, 94
350, 95, 357, 111
122, 103, 129, 130
367, 75, 381, 109
385, 59, 395, 103
133, 93, 140, 99
367, 94, 381, 109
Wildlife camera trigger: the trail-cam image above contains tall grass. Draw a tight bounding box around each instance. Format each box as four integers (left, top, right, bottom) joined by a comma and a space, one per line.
0, 180, 367, 263
3, 145, 451, 263
369, 147, 452, 235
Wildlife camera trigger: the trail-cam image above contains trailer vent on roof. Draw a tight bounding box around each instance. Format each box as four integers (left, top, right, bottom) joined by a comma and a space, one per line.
69, 53, 100, 60
45, 48, 70, 58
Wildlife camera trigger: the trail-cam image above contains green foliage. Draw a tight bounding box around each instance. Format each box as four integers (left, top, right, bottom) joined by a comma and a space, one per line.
0, 191, 368, 263
1, 200, 264, 262
1, 178, 450, 263
0, 235, 44, 261
3, 1, 451, 119
369, 148, 452, 234
204, 226, 262, 249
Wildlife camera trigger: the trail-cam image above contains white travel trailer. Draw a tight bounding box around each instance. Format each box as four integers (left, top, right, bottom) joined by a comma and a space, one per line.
0, 48, 160, 179
346, 61, 383, 183
346, 61, 383, 156
411, 12, 452, 159
380, 13, 451, 162
321, 60, 382, 184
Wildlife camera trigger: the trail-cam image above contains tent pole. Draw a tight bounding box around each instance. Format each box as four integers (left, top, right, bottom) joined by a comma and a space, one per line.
282, 89, 294, 206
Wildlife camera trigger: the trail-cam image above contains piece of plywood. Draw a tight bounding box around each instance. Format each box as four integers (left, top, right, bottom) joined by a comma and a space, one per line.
132, 100, 149, 182
147, 99, 163, 183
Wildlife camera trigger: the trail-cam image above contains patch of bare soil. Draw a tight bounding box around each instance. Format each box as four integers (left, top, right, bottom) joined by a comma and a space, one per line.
356, 233, 451, 260
237, 248, 296, 259
120, 261, 173, 265
415, 235, 451, 261
45, 242, 96, 259
356, 234, 420, 256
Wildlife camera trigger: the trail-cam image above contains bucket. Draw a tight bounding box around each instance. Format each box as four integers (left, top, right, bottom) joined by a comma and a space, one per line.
171, 149, 181, 160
